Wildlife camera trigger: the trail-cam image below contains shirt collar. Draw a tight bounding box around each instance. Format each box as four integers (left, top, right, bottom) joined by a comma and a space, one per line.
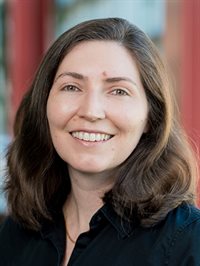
40, 211, 65, 238
40, 203, 137, 241
40, 211, 66, 261
91, 204, 137, 238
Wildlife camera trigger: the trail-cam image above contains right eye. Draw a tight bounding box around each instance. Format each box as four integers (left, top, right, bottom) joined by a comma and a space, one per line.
61, 85, 80, 92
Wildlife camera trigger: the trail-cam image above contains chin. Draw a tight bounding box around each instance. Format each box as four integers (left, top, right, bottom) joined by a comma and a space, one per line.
69, 162, 114, 175
75, 166, 108, 174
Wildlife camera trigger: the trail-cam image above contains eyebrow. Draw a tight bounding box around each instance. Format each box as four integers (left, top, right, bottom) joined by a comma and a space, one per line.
105, 77, 138, 87
54, 71, 138, 87
54, 72, 85, 82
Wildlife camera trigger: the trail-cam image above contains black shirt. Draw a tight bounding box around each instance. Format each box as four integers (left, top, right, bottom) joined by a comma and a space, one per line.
0, 203, 200, 266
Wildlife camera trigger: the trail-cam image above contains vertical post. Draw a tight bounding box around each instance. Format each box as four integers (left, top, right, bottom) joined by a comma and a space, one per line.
7, 0, 54, 130
180, 0, 200, 205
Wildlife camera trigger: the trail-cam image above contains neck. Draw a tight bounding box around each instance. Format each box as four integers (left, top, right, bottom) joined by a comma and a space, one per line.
63, 167, 115, 235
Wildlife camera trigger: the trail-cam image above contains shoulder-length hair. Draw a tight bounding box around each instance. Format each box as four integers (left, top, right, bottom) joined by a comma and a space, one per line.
5, 18, 198, 230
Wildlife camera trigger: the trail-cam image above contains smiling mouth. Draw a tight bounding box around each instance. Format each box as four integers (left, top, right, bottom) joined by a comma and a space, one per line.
71, 131, 113, 142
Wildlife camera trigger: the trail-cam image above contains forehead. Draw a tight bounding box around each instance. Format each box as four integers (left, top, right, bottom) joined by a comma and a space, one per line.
56, 40, 141, 81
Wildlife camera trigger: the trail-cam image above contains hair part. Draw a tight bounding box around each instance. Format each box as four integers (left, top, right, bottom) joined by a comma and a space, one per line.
5, 18, 198, 230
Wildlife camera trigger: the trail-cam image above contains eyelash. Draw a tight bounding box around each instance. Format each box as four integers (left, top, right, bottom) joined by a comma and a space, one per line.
61, 85, 80, 92
111, 88, 129, 96
60, 85, 129, 96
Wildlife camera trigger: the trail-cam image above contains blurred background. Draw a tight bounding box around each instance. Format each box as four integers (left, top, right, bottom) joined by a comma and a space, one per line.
0, 0, 200, 220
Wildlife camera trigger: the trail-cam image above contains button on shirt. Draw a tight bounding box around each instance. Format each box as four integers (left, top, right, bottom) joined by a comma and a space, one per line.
0, 203, 200, 266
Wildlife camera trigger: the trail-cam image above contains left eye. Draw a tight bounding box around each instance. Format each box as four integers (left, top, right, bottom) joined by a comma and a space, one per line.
61, 85, 80, 92
111, 88, 129, 96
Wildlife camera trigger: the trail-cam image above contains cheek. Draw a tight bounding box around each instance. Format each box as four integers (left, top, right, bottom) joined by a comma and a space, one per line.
110, 98, 148, 127
116, 110, 148, 134
46, 97, 75, 128
125, 103, 148, 133
46, 102, 59, 128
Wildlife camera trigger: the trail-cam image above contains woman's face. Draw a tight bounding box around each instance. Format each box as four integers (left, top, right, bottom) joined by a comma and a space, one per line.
47, 41, 148, 176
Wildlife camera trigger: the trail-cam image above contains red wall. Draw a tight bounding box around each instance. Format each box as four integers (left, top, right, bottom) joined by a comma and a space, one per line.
7, 0, 54, 129
180, 0, 200, 205
165, 0, 200, 206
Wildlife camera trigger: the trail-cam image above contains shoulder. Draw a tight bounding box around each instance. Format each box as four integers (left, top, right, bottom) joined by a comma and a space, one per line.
165, 203, 200, 265
167, 202, 200, 234
0, 216, 24, 242
0, 216, 40, 264
0, 215, 64, 266
0, 216, 38, 242
167, 202, 200, 225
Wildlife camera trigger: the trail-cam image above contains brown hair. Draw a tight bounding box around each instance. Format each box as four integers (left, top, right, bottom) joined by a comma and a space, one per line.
5, 18, 198, 230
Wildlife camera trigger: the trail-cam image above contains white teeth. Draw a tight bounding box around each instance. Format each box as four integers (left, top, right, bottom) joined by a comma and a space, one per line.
89, 133, 96, 142
101, 134, 105, 141
71, 131, 112, 142
96, 133, 101, 141
79, 132, 83, 140
84, 132, 89, 141
105, 135, 110, 140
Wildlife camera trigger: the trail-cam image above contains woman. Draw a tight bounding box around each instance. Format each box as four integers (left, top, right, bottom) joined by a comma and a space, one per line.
0, 18, 200, 266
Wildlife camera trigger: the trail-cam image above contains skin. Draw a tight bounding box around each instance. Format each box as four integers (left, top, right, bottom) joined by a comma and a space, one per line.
46, 40, 149, 264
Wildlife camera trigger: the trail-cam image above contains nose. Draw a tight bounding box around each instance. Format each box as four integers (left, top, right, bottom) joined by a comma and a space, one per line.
77, 92, 106, 122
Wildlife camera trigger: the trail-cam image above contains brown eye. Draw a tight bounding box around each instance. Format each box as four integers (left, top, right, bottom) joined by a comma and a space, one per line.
111, 88, 129, 96
62, 85, 80, 92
